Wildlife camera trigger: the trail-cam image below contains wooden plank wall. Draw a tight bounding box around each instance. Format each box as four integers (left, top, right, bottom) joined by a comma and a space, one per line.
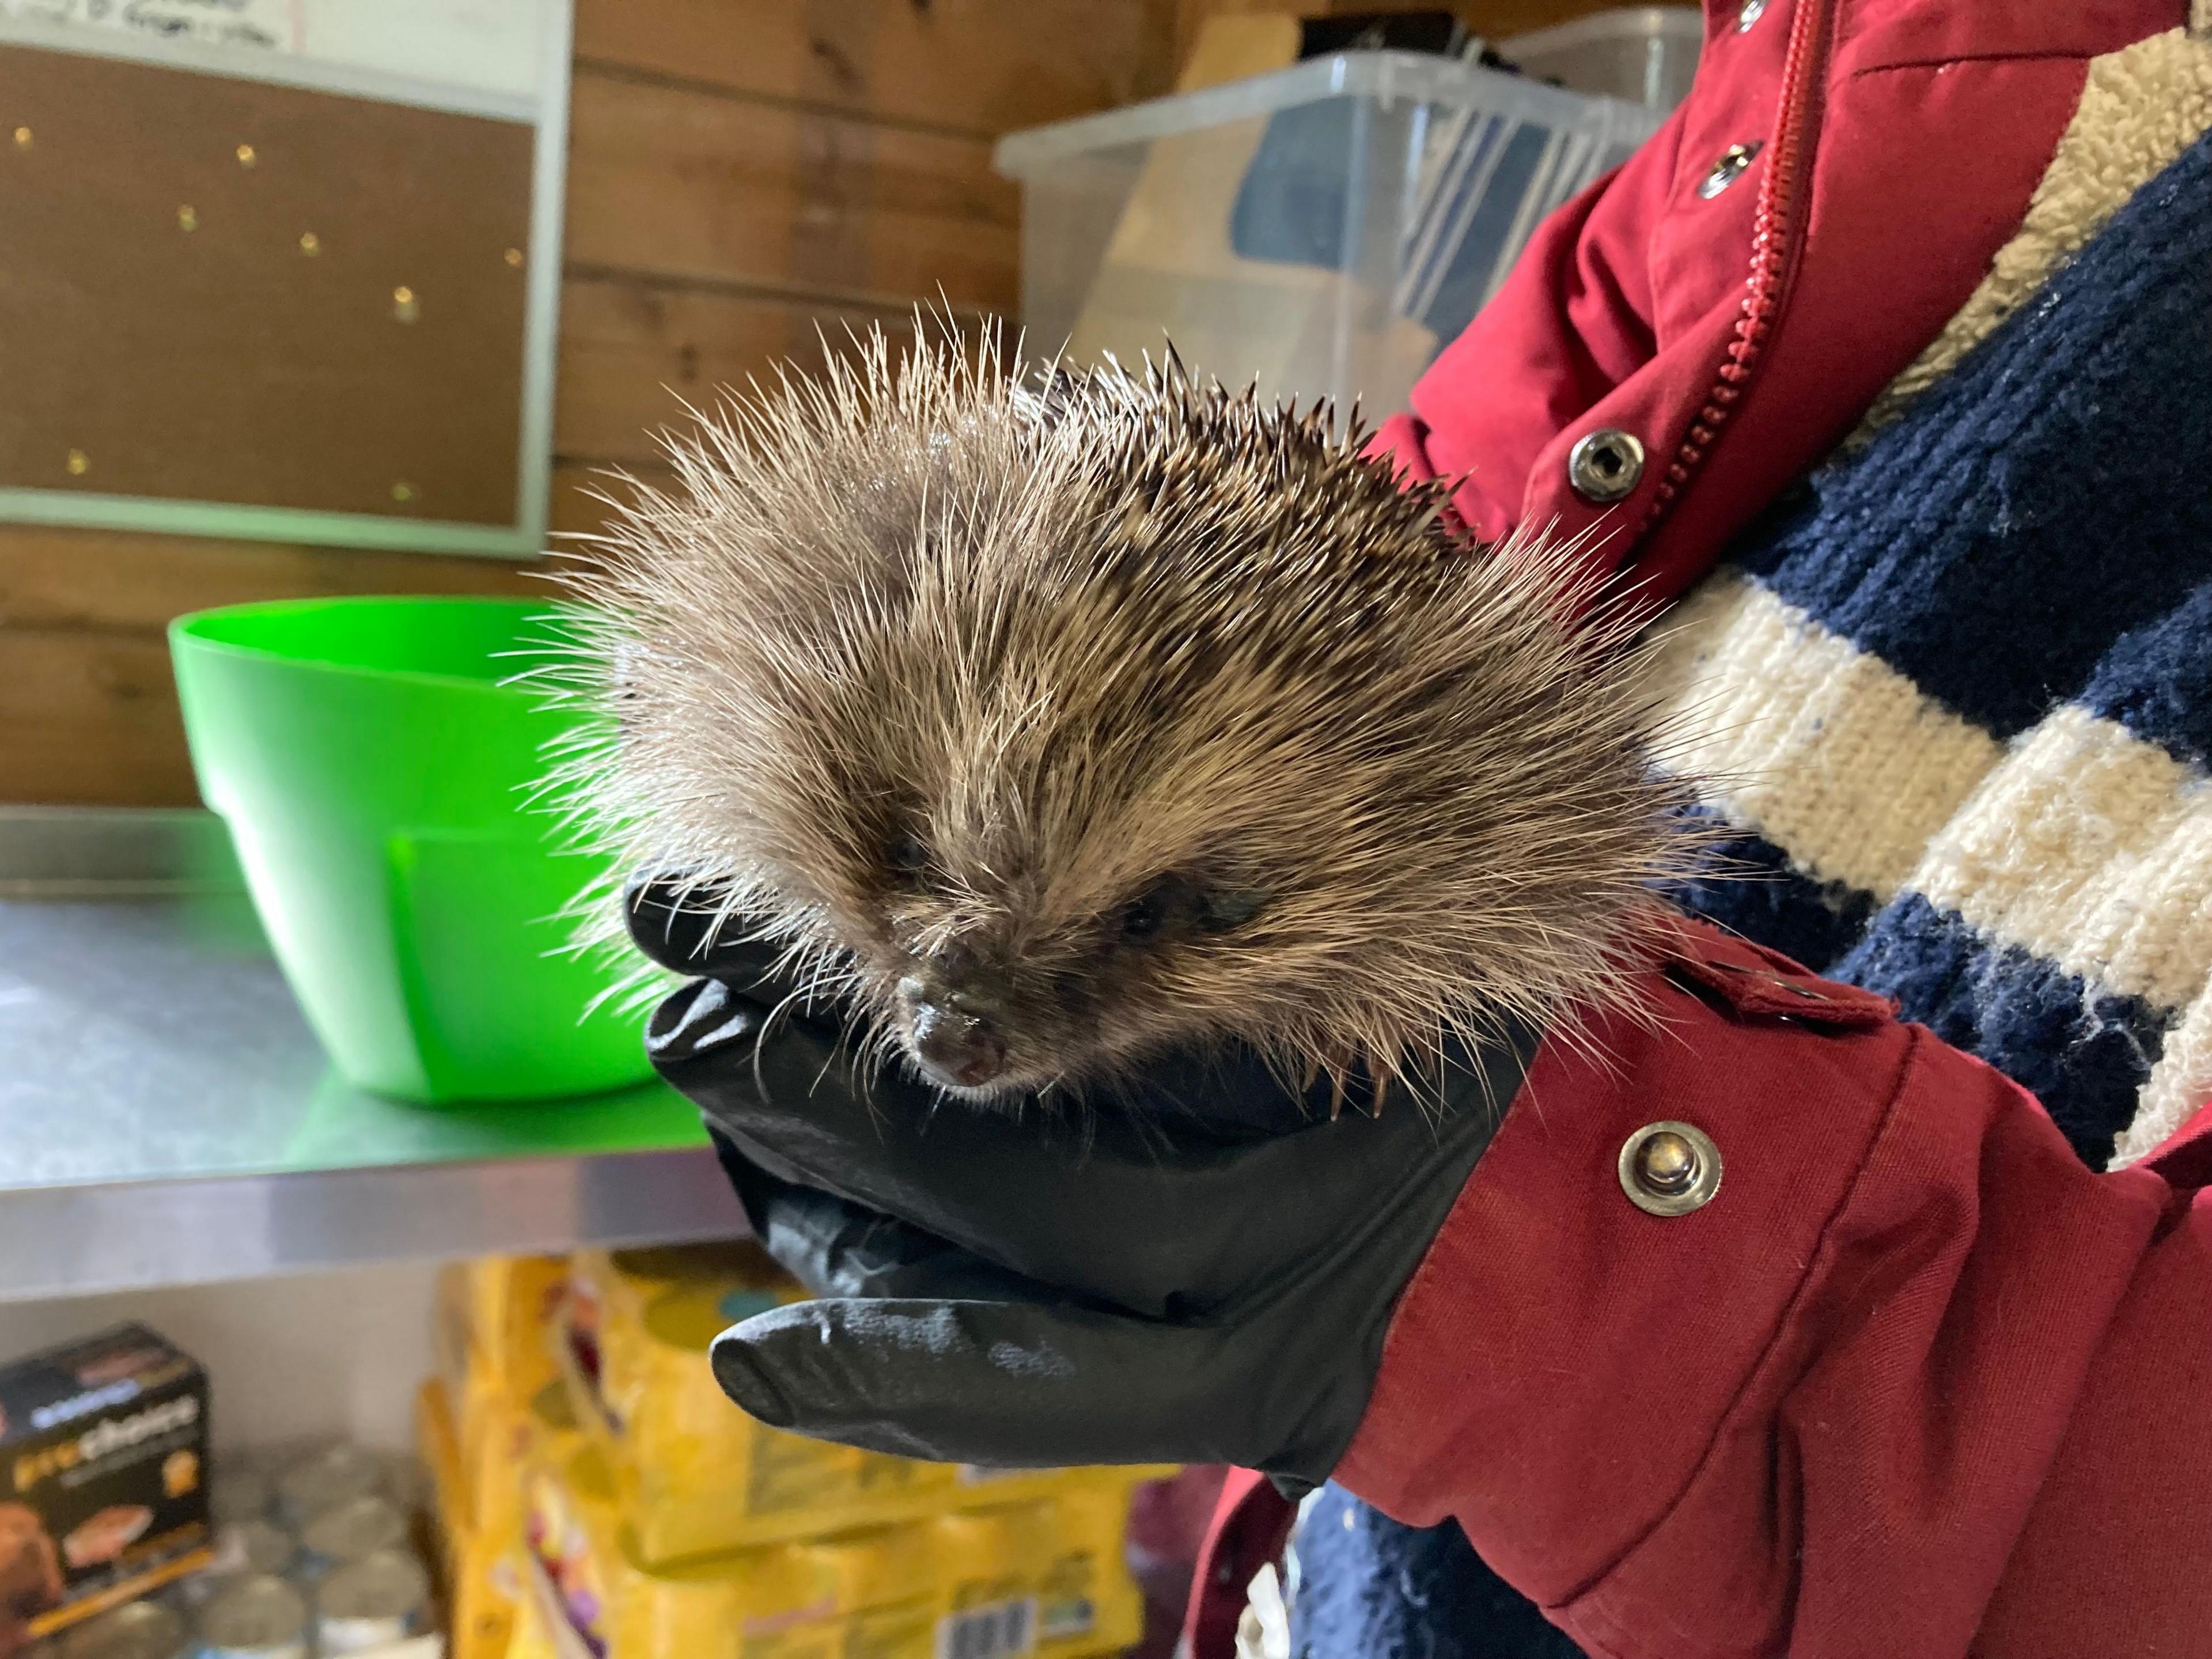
1173, 0, 1635, 66
1, 0, 1622, 806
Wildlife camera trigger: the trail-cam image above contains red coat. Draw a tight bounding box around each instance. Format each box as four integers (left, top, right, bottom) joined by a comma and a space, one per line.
1187, 0, 2212, 1653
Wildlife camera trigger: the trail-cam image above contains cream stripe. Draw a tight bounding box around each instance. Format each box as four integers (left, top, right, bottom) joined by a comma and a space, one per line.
2120, 986, 2212, 1165
1911, 706, 2212, 1015
1851, 27, 2212, 442
1646, 574, 2003, 902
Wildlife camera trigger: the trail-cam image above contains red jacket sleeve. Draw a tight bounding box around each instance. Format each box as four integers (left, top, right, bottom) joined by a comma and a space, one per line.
1332, 919, 2212, 1658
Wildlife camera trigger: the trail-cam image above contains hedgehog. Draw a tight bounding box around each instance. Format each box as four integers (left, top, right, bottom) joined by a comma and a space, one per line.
538, 324, 1699, 1115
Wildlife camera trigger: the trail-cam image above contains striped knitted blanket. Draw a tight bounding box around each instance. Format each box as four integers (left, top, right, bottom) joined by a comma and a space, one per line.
1286, 24, 2212, 1659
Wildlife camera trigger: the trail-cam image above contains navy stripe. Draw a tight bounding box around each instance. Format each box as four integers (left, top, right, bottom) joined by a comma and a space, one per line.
1666, 826, 1878, 977
1830, 893, 2166, 1171
2080, 579, 2212, 771
1733, 131, 2212, 741
1289, 1485, 1588, 1659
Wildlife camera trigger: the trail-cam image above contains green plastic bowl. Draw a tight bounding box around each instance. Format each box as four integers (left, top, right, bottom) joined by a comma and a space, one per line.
169, 596, 654, 1104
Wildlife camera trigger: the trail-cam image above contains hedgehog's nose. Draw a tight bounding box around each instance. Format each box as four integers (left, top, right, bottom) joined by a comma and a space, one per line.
900, 978, 1008, 1090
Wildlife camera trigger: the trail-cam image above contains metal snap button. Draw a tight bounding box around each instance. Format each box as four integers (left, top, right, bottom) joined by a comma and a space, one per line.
1567, 428, 1645, 502
1737, 0, 1767, 30
1619, 1121, 1724, 1217
1699, 141, 1764, 198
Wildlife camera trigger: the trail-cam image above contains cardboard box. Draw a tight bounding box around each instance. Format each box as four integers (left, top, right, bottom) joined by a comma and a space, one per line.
419, 1373, 577, 1659
434, 1255, 569, 1409
0, 1323, 214, 1640
522, 1438, 1147, 1659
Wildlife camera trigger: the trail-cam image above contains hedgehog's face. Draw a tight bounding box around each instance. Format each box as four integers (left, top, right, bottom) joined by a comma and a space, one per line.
858, 825, 1275, 1099
760, 715, 1303, 1103
613, 609, 1369, 1103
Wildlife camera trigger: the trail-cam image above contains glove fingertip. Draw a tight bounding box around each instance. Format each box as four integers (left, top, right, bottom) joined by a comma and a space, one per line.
708, 1324, 801, 1429
622, 872, 708, 971
624, 872, 787, 987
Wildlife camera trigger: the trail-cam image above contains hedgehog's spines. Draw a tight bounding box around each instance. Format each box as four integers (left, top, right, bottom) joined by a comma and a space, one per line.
533, 317, 1708, 1107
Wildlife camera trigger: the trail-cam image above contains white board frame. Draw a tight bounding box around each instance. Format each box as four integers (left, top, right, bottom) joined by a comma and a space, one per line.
0, 0, 572, 560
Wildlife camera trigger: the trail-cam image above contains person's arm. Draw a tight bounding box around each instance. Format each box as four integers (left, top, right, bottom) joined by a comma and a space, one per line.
1331, 941, 2212, 1658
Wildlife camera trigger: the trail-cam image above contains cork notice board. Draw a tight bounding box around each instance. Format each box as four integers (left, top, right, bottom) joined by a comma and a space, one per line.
0, 8, 569, 558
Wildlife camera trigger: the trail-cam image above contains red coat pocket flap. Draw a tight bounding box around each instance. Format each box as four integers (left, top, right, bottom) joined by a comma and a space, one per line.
1656, 914, 1897, 1029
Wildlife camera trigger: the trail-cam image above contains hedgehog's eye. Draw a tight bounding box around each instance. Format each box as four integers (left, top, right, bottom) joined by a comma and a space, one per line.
1120, 877, 1261, 944
887, 835, 931, 879
1120, 892, 1168, 941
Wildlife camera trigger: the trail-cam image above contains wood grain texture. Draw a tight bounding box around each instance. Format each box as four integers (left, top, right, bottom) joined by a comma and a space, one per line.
1173, 0, 1642, 65
0, 527, 532, 637
0, 628, 203, 807
555, 274, 922, 464
573, 0, 1181, 135
0, 464, 657, 637
563, 69, 1020, 309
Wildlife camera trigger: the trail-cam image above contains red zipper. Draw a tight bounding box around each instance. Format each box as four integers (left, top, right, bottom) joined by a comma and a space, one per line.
1638, 0, 1836, 535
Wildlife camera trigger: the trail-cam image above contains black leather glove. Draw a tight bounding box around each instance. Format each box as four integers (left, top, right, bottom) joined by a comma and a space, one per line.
625, 878, 1535, 1488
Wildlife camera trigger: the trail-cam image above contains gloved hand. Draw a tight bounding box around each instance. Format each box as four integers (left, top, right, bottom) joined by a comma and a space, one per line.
625, 877, 1536, 1488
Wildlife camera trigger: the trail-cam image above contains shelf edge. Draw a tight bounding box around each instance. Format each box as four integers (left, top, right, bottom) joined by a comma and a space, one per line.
1, 1146, 747, 1301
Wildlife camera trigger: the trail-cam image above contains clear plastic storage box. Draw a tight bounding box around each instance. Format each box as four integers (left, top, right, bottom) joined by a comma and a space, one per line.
994, 25, 1694, 419
1506, 7, 1704, 111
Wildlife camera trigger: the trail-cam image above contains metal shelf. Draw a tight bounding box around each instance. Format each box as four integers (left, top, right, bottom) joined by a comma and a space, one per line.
0, 816, 744, 1301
